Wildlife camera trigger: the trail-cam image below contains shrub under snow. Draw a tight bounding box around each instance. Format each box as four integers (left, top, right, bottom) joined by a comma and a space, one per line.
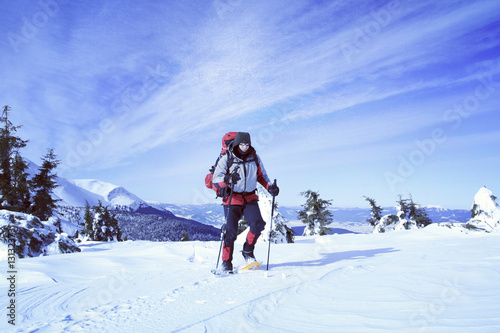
0, 210, 81, 259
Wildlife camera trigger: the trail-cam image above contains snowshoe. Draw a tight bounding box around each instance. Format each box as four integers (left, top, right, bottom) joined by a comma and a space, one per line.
240, 261, 261, 271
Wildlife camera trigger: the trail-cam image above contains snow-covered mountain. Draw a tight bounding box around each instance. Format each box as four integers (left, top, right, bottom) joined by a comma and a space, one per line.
54, 178, 146, 209
26, 159, 142, 208
27, 160, 171, 216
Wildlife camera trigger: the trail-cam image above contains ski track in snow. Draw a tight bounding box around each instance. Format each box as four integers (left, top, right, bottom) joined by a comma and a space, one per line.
3, 229, 500, 332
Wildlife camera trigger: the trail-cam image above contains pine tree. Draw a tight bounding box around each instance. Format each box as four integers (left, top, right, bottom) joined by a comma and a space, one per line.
407, 195, 432, 228
84, 202, 122, 242
0, 106, 29, 209
298, 190, 333, 236
31, 149, 61, 220
364, 196, 383, 226
91, 202, 105, 241
103, 206, 121, 241
270, 201, 295, 243
397, 195, 410, 219
11, 153, 31, 212
83, 202, 93, 237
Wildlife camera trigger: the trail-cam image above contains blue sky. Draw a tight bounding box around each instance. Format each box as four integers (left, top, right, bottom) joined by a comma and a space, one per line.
1, 0, 499, 209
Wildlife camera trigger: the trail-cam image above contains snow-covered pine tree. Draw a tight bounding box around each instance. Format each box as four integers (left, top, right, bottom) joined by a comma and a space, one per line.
103, 206, 121, 241
364, 196, 383, 226
91, 203, 105, 241
85, 201, 122, 242
407, 195, 432, 228
0, 105, 29, 209
373, 194, 432, 233
11, 152, 31, 212
272, 201, 295, 243
298, 190, 333, 236
83, 202, 93, 238
31, 149, 61, 220
468, 186, 500, 232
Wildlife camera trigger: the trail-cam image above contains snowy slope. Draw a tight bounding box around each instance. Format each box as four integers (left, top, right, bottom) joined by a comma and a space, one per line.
4, 227, 500, 332
53, 177, 107, 207
26, 160, 147, 209
53, 178, 146, 209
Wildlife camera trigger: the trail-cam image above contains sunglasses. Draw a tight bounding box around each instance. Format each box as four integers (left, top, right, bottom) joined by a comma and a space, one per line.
239, 143, 250, 147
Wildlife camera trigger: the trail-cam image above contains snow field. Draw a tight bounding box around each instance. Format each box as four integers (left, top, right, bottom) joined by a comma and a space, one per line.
2, 227, 500, 332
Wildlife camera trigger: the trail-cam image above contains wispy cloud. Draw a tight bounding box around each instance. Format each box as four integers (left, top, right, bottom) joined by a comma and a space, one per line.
2, 0, 500, 206
70, 0, 500, 169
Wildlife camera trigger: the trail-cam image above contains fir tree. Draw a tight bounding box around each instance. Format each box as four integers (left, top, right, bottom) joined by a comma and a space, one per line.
407, 195, 432, 228
298, 190, 333, 236
11, 153, 31, 212
31, 149, 61, 220
83, 202, 93, 237
85, 201, 122, 242
285, 225, 295, 243
103, 206, 121, 241
397, 195, 410, 219
364, 196, 383, 226
0, 105, 29, 209
91, 202, 106, 241
270, 201, 295, 243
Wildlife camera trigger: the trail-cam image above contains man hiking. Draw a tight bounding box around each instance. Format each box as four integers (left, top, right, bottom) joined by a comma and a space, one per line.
212, 132, 279, 273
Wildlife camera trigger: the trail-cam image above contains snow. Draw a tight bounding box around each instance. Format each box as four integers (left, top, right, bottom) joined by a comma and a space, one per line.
469, 187, 500, 232
473, 187, 497, 213
0, 210, 81, 260
52, 177, 146, 208
425, 205, 446, 211
3, 227, 500, 332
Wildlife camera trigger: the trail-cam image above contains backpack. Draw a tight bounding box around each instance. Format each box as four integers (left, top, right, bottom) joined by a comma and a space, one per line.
204, 132, 237, 198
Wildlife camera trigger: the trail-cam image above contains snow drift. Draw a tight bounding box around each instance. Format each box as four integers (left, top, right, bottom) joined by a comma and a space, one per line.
0, 210, 80, 259
372, 187, 500, 235
3, 226, 500, 332
468, 186, 500, 232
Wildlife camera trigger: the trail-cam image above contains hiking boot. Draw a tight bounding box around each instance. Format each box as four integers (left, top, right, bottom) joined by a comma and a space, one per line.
221, 260, 233, 273
242, 249, 256, 263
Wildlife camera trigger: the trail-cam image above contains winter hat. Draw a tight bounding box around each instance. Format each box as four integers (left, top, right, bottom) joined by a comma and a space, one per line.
234, 132, 251, 146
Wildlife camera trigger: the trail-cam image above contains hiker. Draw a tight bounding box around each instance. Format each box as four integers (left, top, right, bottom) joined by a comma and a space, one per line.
212, 132, 279, 272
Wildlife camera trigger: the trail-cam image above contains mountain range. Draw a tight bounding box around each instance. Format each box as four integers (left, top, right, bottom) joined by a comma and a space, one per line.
38, 159, 471, 231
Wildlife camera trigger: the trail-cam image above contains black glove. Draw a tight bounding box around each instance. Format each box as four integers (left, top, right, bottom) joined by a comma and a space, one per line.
224, 171, 241, 185
268, 183, 279, 196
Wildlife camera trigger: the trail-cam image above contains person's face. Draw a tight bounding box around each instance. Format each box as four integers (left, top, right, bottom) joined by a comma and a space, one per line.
239, 143, 250, 152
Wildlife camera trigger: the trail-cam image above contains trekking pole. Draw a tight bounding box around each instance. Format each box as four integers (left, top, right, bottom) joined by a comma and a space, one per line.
266, 179, 277, 271
214, 166, 239, 270
214, 224, 225, 270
